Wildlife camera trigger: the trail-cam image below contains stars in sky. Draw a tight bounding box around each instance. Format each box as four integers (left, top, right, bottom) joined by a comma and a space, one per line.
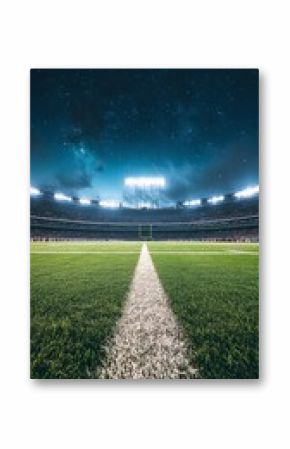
30, 69, 258, 201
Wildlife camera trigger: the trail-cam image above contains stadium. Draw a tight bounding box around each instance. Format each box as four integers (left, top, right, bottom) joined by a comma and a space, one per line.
30, 178, 259, 379
30, 69, 259, 380
30, 181, 259, 241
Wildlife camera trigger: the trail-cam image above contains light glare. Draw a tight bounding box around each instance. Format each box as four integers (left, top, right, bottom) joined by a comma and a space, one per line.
99, 200, 119, 208
208, 195, 224, 204
79, 198, 91, 205
234, 185, 259, 199
54, 192, 72, 202
30, 187, 41, 196
184, 199, 201, 207
138, 202, 152, 208
125, 177, 166, 188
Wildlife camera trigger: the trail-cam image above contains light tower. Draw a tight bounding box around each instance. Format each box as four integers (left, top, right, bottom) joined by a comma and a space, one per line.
123, 176, 166, 208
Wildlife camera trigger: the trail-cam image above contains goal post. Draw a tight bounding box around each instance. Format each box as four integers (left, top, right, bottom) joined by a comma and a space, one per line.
138, 224, 152, 240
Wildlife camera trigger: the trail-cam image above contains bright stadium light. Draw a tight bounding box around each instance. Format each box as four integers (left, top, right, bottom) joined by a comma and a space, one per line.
54, 192, 72, 202
122, 202, 134, 208
30, 186, 41, 196
234, 185, 259, 199
99, 200, 119, 208
184, 199, 201, 207
79, 198, 91, 205
208, 195, 225, 205
124, 177, 166, 188
138, 202, 152, 209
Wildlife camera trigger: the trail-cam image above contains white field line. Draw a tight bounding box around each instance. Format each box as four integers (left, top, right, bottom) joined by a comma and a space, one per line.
99, 243, 198, 379
227, 249, 259, 254
30, 251, 140, 254
30, 250, 258, 255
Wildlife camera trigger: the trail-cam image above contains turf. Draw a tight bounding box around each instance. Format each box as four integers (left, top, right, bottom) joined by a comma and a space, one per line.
150, 243, 259, 379
31, 240, 259, 379
31, 241, 141, 252
31, 242, 140, 379
148, 241, 259, 253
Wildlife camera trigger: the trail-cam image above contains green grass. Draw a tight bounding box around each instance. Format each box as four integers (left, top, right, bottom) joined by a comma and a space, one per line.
31, 242, 140, 379
150, 243, 259, 379
31, 240, 259, 379
148, 241, 259, 253
31, 241, 142, 252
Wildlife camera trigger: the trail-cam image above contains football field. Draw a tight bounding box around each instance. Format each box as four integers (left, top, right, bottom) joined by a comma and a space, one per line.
31, 240, 259, 379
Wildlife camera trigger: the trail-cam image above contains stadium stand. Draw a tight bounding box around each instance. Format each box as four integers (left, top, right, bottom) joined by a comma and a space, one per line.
31, 192, 259, 241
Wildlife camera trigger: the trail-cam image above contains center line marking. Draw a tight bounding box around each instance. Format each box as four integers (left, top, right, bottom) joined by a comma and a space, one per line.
99, 243, 198, 379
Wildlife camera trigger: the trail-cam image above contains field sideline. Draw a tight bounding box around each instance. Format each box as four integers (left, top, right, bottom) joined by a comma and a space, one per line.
31, 240, 259, 379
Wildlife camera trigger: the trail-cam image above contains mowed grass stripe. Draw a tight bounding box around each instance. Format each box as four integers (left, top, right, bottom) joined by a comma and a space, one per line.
148, 242, 258, 253
31, 242, 142, 252
31, 251, 139, 379
151, 250, 259, 379
149, 251, 258, 255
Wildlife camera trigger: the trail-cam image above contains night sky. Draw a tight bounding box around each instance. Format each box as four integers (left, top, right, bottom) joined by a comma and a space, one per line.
30, 69, 258, 203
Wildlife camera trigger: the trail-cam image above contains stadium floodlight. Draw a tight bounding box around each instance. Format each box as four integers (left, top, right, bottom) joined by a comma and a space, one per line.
184, 199, 201, 207
124, 176, 166, 188
234, 185, 259, 199
54, 192, 72, 202
208, 195, 225, 205
30, 186, 41, 196
138, 202, 152, 209
79, 198, 91, 205
99, 200, 119, 208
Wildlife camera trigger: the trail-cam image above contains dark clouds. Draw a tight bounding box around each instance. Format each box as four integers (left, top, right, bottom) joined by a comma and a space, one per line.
56, 170, 92, 189
30, 69, 258, 201
54, 146, 103, 191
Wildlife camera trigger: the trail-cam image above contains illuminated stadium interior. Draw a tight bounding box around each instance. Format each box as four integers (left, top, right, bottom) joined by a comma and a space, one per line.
30, 181, 259, 241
